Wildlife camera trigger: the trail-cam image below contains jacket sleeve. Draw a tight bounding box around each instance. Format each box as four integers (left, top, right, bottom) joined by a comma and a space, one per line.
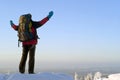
32, 17, 49, 29
10, 22, 18, 31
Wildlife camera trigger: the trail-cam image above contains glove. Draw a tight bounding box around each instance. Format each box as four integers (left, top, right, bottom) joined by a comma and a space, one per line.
47, 11, 54, 19
10, 20, 14, 26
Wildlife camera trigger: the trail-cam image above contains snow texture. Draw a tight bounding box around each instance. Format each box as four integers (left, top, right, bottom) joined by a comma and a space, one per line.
108, 73, 120, 80
0, 72, 120, 80
0, 74, 6, 80
0, 72, 73, 80
74, 72, 120, 80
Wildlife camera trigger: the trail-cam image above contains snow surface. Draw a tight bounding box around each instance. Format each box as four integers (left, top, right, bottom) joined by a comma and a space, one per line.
74, 72, 120, 80
96, 73, 120, 80
0, 72, 120, 80
108, 73, 120, 80
0, 72, 73, 80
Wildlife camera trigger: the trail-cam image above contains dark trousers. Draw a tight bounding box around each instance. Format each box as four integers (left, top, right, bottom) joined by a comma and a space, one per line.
19, 45, 36, 74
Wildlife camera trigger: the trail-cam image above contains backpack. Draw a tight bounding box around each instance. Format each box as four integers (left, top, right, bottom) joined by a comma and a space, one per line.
18, 14, 35, 42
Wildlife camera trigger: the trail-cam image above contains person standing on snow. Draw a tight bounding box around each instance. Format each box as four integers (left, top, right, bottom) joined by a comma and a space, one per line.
10, 11, 54, 74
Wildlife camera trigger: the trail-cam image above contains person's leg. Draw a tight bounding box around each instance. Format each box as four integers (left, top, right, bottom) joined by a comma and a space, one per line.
28, 45, 36, 74
19, 45, 29, 73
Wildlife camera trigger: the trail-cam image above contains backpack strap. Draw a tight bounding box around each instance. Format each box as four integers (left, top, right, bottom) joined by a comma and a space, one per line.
18, 40, 21, 47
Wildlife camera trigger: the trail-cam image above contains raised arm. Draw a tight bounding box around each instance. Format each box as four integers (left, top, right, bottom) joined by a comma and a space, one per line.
10, 20, 18, 31
33, 11, 54, 28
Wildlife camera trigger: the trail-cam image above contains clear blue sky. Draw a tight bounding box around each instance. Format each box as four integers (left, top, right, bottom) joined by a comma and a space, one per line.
0, 0, 120, 71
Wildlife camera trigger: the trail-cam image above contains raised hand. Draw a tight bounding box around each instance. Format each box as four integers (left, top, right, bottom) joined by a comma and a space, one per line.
47, 11, 54, 19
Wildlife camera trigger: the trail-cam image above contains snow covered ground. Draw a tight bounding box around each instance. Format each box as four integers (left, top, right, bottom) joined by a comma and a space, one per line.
74, 72, 120, 80
0, 72, 73, 80
0, 72, 120, 80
